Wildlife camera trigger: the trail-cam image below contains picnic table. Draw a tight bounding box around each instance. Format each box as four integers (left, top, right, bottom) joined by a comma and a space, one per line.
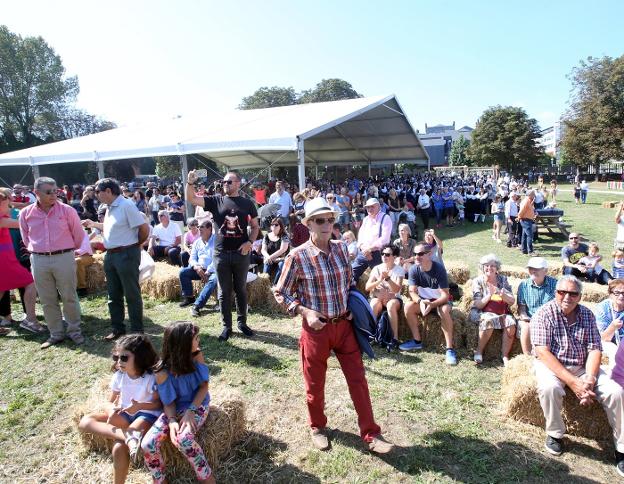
535, 214, 572, 238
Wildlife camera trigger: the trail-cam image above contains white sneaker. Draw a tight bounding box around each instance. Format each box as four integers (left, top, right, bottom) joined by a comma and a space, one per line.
474, 352, 483, 364
502, 356, 509, 367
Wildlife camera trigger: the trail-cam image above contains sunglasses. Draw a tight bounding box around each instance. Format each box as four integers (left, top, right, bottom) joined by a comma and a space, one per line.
414, 251, 430, 257
556, 289, 580, 298
313, 217, 335, 225
222, 180, 235, 185
111, 354, 129, 362
381, 252, 394, 257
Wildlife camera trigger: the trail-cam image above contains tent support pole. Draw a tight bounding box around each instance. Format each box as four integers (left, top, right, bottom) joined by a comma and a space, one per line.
297, 139, 305, 191
32, 165, 40, 181
96, 160, 105, 179
180, 155, 192, 219
315, 164, 318, 180
368, 161, 371, 177
268, 166, 272, 179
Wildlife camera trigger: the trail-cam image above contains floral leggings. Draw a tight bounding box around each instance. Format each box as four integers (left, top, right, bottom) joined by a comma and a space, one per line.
141, 405, 210, 483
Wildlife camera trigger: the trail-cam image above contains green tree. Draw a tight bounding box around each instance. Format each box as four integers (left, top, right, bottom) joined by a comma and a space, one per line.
448, 134, 470, 166
239, 86, 297, 110
561, 55, 624, 173
467, 106, 543, 173
298, 78, 362, 103
0, 25, 79, 148
44, 108, 116, 141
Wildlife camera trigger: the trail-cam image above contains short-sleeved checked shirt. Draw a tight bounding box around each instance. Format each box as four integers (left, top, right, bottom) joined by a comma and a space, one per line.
517, 276, 557, 318
530, 300, 602, 366
274, 239, 352, 318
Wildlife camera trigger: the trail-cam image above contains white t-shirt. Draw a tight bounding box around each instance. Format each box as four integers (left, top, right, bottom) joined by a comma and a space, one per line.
153, 222, 182, 246
370, 263, 405, 297
417, 194, 430, 209
110, 371, 159, 417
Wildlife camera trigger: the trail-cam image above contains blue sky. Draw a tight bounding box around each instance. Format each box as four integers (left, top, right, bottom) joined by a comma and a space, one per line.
3, 0, 623, 132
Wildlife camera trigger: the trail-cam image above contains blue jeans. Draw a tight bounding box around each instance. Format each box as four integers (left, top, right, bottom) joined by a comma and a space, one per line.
179, 266, 218, 309
263, 260, 285, 285
581, 190, 588, 203
519, 219, 534, 254
352, 250, 382, 283
434, 207, 443, 225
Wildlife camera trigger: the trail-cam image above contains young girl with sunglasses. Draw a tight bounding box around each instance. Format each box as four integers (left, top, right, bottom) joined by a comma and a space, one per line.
78, 334, 160, 484
141, 321, 214, 484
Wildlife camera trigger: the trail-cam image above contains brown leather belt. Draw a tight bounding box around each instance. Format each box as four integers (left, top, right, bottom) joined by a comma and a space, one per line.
325, 311, 351, 324
107, 243, 140, 253
32, 248, 73, 256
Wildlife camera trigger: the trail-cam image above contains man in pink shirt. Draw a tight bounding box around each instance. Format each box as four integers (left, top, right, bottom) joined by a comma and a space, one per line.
352, 198, 392, 283
19, 177, 85, 349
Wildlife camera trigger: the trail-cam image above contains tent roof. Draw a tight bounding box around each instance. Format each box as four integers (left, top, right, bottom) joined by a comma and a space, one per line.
0, 94, 428, 169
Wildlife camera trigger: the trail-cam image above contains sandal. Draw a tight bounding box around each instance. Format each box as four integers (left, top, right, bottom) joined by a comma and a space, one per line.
473, 352, 483, 364
125, 429, 143, 463
19, 318, 47, 334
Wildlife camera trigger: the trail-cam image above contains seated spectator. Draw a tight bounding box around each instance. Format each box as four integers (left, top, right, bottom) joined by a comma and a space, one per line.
614, 249, 624, 279
561, 233, 589, 279
149, 210, 182, 266
578, 242, 613, 285
75, 229, 94, 298
289, 214, 309, 248
469, 254, 516, 366
330, 222, 342, 241
393, 223, 416, 272
531, 275, 624, 472
365, 244, 405, 351
167, 192, 185, 234
516, 257, 557, 355
423, 228, 444, 268
250, 229, 264, 271
178, 220, 217, 317
399, 241, 457, 366
262, 217, 290, 284
181, 217, 201, 267
89, 204, 108, 252
342, 230, 358, 261
594, 279, 624, 368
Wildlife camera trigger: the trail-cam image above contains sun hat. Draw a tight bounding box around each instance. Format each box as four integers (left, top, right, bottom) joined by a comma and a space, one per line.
364, 197, 380, 207
302, 197, 341, 224
526, 257, 548, 269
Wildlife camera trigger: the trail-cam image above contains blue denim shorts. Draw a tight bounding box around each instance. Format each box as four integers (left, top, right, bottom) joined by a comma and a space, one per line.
120, 411, 159, 424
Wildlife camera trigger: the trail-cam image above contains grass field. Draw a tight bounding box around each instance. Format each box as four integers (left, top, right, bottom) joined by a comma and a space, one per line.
1, 185, 623, 483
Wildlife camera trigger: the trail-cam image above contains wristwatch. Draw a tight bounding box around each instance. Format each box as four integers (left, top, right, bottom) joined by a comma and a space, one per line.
187, 404, 198, 413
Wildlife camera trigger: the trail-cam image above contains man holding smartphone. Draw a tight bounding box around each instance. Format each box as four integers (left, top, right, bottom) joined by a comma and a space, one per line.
185, 169, 259, 341
273, 197, 393, 454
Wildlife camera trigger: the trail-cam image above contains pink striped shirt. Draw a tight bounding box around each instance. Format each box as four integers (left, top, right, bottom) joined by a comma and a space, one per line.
19, 201, 84, 253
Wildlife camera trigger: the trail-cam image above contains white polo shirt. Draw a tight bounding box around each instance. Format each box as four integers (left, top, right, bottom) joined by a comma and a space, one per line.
103, 195, 145, 249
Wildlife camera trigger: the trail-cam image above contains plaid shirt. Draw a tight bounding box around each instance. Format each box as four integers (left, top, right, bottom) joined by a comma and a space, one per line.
530, 300, 602, 366
517, 276, 557, 318
274, 239, 352, 318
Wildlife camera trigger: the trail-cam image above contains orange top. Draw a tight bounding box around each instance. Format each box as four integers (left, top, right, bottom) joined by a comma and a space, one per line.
518, 197, 535, 220
253, 188, 267, 205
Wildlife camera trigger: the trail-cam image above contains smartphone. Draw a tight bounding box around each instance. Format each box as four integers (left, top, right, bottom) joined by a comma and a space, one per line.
195, 169, 207, 178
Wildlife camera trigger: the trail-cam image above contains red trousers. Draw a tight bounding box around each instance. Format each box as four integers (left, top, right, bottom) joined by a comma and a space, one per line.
300, 317, 381, 442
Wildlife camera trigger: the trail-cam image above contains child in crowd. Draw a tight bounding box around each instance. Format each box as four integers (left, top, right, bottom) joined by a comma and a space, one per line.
141, 321, 214, 484
579, 242, 611, 284
78, 335, 160, 484
613, 249, 624, 279
490, 194, 504, 243
342, 230, 359, 261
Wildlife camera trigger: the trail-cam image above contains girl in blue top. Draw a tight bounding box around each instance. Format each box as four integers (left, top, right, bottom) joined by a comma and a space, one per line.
141, 321, 214, 484
432, 189, 444, 228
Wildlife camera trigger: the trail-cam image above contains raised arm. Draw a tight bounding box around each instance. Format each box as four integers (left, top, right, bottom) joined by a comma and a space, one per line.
185, 170, 205, 208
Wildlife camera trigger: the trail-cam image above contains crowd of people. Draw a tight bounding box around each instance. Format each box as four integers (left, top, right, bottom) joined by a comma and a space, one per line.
3, 168, 624, 480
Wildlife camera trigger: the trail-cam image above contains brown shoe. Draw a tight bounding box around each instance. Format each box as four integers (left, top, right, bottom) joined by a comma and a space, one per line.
368, 435, 394, 454
104, 332, 124, 342
310, 428, 330, 451
40, 338, 64, 349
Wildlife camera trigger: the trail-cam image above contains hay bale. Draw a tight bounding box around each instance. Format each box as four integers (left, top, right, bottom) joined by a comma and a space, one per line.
140, 261, 181, 300
464, 319, 522, 360
581, 282, 608, 303
86, 253, 106, 293
397, 304, 465, 349
356, 268, 371, 295
445, 261, 470, 285
74, 378, 247, 476
500, 355, 612, 440
249, 273, 285, 314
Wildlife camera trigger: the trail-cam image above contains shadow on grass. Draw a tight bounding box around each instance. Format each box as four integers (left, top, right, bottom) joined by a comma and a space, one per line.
219, 431, 321, 483
331, 429, 601, 483
204, 336, 288, 372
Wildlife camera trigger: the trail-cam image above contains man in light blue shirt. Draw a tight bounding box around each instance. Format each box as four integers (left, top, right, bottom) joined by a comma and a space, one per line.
178, 220, 217, 317
268, 180, 293, 226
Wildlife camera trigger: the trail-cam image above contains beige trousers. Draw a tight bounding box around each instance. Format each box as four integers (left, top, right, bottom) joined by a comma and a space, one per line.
75, 254, 94, 289
534, 359, 624, 452
30, 251, 82, 340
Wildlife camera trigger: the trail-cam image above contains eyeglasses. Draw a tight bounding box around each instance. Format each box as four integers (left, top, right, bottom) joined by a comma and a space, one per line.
381, 252, 394, 257
556, 289, 580, 298
111, 354, 129, 362
612, 290, 624, 297
222, 180, 235, 185
414, 251, 430, 257
313, 217, 335, 225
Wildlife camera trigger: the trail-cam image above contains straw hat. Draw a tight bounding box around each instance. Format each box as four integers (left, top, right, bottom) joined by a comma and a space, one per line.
301, 197, 341, 224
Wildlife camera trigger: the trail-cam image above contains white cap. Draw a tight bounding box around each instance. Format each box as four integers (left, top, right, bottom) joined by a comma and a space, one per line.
364, 197, 380, 207
527, 257, 548, 269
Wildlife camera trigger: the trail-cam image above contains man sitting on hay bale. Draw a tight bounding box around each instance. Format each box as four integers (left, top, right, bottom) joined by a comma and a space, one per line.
530, 275, 624, 475
399, 241, 457, 366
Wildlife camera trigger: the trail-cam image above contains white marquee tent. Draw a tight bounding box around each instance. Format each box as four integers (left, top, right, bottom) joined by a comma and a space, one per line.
0, 94, 429, 190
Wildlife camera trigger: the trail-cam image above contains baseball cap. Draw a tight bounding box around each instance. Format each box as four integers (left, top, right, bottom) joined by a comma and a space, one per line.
527, 257, 548, 269
364, 197, 380, 207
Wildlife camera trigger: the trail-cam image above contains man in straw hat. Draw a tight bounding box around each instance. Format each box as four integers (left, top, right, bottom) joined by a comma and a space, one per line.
531, 275, 624, 476
273, 197, 394, 454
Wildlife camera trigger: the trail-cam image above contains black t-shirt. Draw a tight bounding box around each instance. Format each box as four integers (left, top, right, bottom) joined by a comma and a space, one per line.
203, 195, 258, 252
